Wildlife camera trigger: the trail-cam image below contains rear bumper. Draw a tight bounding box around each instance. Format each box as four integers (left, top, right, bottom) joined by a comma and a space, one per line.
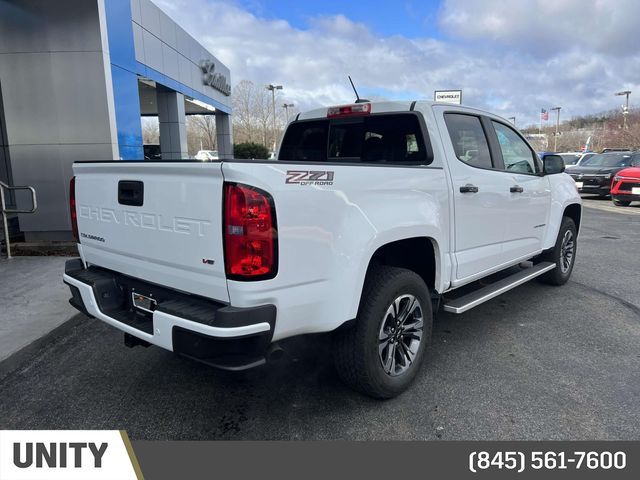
63, 259, 276, 370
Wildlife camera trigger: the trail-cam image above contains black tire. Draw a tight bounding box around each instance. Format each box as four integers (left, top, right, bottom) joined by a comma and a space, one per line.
613, 199, 631, 207
333, 265, 432, 399
539, 216, 577, 286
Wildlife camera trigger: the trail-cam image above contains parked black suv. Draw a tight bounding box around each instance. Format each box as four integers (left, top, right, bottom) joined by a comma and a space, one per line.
568, 151, 640, 197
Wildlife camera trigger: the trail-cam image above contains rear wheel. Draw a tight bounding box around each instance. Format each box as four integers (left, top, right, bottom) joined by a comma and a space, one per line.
613, 199, 631, 207
333, 265, 432, 399
539, 216, 577, 286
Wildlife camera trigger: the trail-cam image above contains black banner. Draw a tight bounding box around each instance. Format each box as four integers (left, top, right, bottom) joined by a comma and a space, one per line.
133, 441, 640, 479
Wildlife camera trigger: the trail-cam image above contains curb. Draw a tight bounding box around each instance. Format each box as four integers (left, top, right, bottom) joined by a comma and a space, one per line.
0, 313, 86, 382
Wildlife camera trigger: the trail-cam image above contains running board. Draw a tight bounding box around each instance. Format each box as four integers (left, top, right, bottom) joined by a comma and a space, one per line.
443, 262, 556, 314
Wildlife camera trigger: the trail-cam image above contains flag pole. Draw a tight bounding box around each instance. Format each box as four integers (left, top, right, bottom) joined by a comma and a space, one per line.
539, 110, 542, 135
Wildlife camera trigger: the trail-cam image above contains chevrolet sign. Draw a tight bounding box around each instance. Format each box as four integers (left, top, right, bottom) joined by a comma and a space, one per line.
434, 90, 462, 105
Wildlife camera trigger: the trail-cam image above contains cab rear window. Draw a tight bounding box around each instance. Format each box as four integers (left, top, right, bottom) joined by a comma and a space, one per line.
278, 114, 431, 165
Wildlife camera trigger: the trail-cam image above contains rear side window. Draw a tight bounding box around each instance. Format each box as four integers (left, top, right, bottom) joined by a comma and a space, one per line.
444, 114, 492, 169
360, 115, 427, 164
279, 114, 430, 165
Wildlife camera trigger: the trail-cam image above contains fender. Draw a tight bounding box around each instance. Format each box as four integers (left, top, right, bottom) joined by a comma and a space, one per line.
337, 195, 448, 320
543, 174, 582, 250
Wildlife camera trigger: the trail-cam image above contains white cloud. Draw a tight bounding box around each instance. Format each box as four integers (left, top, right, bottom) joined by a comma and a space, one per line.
154, 0, 640, 127
440, 0, 640, 57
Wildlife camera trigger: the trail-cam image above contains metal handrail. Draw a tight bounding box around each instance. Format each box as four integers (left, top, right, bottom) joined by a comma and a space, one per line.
1, 180, 37, 259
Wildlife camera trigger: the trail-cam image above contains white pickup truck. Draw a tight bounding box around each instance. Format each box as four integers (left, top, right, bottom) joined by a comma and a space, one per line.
63, 101, 581, 398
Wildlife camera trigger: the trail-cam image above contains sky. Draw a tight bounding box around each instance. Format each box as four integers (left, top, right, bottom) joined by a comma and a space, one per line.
155, 0, 640, 127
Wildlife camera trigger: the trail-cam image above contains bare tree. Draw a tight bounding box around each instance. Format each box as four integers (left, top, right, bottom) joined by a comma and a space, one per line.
232, 79, 286, 148
189, 115, 217, 150
232, 80, 260, 143
186, 120, 202, 155
256, 86, 274, 148
522, 107, 640, 152
141, 117, 159, 144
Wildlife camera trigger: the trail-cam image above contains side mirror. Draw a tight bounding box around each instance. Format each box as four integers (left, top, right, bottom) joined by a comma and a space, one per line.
543, 154, 565, 175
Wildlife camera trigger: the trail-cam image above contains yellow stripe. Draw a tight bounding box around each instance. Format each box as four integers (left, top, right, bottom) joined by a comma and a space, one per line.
120, 430, 145, 480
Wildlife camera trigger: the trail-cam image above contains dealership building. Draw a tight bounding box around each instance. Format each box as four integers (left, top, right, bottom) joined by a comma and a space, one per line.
0, 0, 232, 241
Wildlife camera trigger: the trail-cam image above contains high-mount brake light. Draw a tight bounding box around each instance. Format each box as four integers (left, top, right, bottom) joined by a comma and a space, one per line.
224, 183, 277, 280
69, 176, 79, 242
327, 103, 371, 118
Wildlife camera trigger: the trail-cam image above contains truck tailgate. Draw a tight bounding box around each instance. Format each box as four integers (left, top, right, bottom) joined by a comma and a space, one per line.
73, 162, 228, 302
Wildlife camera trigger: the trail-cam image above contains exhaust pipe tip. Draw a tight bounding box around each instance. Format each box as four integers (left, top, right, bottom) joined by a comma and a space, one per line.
266, 343, 285, 363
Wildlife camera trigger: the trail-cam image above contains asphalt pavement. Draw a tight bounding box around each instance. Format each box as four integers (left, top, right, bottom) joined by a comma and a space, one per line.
0, 256, 76, 365
0, 196, 638, 440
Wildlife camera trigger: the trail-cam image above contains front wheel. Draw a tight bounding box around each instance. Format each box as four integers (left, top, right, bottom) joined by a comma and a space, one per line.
539, 216, 577, 286
333, 265, 432, 399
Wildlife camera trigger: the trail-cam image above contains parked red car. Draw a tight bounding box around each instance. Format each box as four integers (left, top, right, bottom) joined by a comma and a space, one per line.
611, 166, 640, 206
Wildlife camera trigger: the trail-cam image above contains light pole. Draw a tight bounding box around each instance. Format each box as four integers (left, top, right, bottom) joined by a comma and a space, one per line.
282, 103, 294, 122
551, 106, 561, 151
265, 84, 282, 152
508, 116, 516, 127
615, 90, 631, 129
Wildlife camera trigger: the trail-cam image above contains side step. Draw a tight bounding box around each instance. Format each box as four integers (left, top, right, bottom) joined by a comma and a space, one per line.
443, 262, 556, 314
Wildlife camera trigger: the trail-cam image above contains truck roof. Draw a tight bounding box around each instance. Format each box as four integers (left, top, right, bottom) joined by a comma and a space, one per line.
296, 100, 495, 121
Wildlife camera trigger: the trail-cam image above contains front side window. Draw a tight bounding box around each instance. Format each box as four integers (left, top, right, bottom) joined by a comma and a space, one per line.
492, 122, 538, 174
444, 114, 492, 169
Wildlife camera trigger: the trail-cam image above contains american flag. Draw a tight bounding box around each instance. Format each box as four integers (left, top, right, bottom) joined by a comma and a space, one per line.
540, 108, 549, 121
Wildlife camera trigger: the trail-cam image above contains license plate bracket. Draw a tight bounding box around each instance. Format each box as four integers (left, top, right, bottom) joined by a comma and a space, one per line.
132, 292, 157, 313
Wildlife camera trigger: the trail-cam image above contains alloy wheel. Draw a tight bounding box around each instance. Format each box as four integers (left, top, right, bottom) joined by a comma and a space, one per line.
378, 294, 424, 377
560, 230, 575, 273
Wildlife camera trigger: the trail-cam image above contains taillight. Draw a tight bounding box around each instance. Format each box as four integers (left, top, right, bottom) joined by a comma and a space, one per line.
327, 103, 371, 118
69, 176, 79, 242
224, 183, 277, 280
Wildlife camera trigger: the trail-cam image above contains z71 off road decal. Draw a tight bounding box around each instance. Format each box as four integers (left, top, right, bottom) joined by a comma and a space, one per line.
285, 170, 334, 186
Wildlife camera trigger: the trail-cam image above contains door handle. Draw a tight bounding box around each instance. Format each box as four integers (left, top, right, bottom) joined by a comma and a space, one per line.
510, 185, 524, 193
460, 184, 479, 193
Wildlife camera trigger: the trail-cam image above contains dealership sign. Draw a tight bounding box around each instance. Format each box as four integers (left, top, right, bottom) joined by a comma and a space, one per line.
0, 430, 141, 479
434, 90, 462, 104
199, 60, 231, 96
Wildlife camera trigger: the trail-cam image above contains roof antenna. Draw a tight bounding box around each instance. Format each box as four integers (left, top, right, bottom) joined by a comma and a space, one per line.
348, 75, 370, 103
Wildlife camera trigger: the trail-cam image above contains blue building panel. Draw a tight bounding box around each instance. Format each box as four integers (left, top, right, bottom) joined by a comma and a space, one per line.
142, 64, 232, 115
110, 64, 144, 159
135, 61, 148, 77
103, 0, 231, 159
104, 0, 143, 159
104, 0, 138, 74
